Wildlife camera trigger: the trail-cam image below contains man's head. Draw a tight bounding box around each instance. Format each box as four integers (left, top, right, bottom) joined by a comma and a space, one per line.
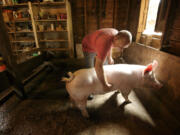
113, 30, 132, 50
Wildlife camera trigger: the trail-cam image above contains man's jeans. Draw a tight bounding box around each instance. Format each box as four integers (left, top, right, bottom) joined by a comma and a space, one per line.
83, 52, 108, 68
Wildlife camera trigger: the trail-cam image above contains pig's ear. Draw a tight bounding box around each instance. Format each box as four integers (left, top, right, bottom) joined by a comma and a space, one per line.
144, 64, 153, 75
152, 60, 158, 71
144, 60, 158, 75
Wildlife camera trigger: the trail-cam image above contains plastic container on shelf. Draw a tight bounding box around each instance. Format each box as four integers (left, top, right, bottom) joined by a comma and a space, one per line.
0, 64, 6, 72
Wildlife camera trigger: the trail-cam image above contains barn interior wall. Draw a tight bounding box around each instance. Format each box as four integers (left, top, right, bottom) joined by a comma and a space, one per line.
70, 0, 141, 44
162, 0, 180, 56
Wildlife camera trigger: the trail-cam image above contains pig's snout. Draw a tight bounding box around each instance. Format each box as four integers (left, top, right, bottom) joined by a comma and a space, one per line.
153, 81, 163, 89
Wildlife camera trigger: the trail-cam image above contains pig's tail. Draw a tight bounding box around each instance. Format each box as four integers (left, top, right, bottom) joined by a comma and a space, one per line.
61, 72, 74, 82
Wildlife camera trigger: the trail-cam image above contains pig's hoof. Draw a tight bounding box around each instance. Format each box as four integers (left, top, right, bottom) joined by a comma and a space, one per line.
83, 114, 89, 118
125, 99, 131, 104
115, 91, 120, 94
87, 95, 94, 100
69, 102, 75, 108
81, 110, 90, 118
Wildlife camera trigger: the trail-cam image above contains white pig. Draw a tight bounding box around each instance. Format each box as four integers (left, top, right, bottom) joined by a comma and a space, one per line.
62, 60, 162, 117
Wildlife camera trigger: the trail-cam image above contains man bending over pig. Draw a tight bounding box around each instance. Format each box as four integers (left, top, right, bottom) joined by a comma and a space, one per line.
82, 28, 132, 93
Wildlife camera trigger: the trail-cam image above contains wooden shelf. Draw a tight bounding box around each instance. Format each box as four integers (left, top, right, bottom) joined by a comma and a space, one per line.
32, 2, 65, 6
2, 0, 74, 60
40, 39, 68, 42
2, 1, 65, 8
11, 40, 35, 43
2, 3, 28, 8
13, 47, 68, 53
37, 30, 67, 33
42, 48, 68, 51
14, 48, 41, 54
8, 31, 33, 33
5, 20, 31, 23
35, 19, 66, 22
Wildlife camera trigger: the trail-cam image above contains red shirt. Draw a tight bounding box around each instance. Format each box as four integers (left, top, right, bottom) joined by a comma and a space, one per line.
82, 28, 118, 61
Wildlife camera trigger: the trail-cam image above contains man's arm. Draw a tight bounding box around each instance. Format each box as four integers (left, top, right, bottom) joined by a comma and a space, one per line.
94, 56, 112, 91
107, 48, 114, 64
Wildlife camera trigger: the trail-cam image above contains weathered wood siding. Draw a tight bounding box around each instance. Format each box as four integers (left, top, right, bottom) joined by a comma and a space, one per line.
162, 0, 180, 56
70, 0, 141, 43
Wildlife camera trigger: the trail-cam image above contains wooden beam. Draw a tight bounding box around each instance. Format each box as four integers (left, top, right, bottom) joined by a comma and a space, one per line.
66, 0, 74, 58
113, 0, 118, 28
160, 0, 172, 47
28, 2, 40, 49
125, 0, 130, 28
84, 0, 87, 35
113, 0, 115, 27
136, 0, 149, 43
96, 0, 100, 29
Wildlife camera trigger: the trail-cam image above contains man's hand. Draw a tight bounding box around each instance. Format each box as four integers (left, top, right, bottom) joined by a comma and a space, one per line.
95, 57, 113, 92
108, 57, 114, 65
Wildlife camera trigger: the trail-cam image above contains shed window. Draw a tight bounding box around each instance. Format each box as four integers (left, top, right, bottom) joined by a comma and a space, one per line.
143, 0, 162, 35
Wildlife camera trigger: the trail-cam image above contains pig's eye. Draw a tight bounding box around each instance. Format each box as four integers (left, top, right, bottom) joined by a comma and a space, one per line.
150, 72, 155, 80
146, 71, 154, 80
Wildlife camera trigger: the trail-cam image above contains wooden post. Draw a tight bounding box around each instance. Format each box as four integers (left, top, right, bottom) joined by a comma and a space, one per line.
160, 0, 172, 47
84, 0, 87, 35
136, 0, 149, 43
125, 0, 130, 28
96, 0, 100, 29
28, 2, 40, 49
113, 0, 118, 28
66, 0, 74, 58
113, 0, 115, 28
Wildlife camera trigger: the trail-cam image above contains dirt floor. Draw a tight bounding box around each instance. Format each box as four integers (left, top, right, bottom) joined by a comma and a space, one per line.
0, 59, 179, 135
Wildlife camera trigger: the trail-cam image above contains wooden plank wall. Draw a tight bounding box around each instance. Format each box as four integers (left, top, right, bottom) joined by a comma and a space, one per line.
162, 0, 180, 56
127, 0, 141, 41
70, 0, 141, 44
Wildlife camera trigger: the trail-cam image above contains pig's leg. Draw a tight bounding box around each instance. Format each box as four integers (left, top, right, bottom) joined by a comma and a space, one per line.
75, 99, 89, 118
121, 89, 131, 102
70, 97, 76, 108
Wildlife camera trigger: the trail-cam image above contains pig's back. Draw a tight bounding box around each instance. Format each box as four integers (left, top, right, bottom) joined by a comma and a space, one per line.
71, 64, 145, 88
103, 64, 145, 72
69, 68, 97, 88
66, 64, 145, 97
104, 64, 145, 89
